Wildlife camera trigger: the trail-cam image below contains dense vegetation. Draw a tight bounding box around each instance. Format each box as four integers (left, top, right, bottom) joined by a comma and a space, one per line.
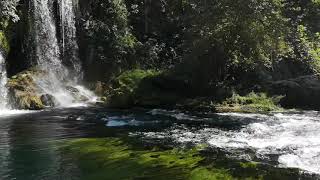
78, 0, 320, 80
0, 0, 320, 111
1, 1, 320, 179
82, 0, 319, 111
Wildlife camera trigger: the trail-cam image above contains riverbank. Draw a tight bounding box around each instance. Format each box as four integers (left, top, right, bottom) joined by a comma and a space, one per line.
7, 67, 320, 115
94, 69, 320, 114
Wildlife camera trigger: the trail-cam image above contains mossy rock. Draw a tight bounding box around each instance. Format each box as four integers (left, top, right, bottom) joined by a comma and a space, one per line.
7, 68, 47, 110
0, 31, 10, 53
105, 69, 185, 108
106, 69, 161, 108
9, 91, 44, 110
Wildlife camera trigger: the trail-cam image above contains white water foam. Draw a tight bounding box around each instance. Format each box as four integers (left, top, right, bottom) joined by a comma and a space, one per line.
138, 110, 320, 174
0, 109, 35, 117
0, 51, 8, 110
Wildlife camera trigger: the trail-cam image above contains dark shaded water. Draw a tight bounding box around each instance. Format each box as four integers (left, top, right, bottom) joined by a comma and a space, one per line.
0, 107, 319, 180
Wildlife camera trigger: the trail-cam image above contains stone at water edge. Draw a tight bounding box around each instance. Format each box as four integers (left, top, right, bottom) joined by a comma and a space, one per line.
40, 94, 57, 107
266, 75, 320, 108
6, 68, 46, 110
8, 91, 45, 110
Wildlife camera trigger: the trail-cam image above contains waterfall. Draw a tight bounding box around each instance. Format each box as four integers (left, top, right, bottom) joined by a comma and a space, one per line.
59, 0, 82, 77
31, 0, 96, 106
0, 51, 8, 109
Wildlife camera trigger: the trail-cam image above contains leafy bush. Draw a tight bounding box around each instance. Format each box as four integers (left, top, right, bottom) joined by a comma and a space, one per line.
112, 69, 159, 93
106, 69, 160, 107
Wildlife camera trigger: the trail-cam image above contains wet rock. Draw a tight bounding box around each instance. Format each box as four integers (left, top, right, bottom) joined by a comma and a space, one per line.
8, 91, 44, 110
66, 85, 89, 102
7, 68, 46, 110
92, 81, 109, 96
40, 94, 57, 107
105, 70, 182, 108
266, 75, 320, 109
66, 86, 79, 93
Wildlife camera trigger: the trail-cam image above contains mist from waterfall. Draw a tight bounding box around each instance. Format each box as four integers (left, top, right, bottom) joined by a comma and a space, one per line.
31, 0, 96, 106
0, 51, 8, 109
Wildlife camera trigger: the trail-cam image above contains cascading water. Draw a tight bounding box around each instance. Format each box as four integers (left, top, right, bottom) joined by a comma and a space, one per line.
59, 0, 82, 77
31, 0, 96, 106
0, 51, 8, 109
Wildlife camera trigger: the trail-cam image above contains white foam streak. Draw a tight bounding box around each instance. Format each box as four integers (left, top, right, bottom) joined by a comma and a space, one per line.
141, 111, 320, 174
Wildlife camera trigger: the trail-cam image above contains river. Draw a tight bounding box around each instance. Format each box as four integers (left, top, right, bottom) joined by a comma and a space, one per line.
0, 107, 319, 180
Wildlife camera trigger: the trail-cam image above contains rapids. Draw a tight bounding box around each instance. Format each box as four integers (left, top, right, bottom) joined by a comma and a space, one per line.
135, 110, 320, 175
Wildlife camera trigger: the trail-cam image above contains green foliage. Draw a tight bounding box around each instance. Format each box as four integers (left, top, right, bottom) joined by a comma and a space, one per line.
61, 138, 237, 180
297, 25, 320, 72
125, 0, 184, 69
181, 0, 292, 80
81, 0, 138, 80
106, 69, 160, 107
113, 69, 159, 93
216, 92, 283, 113
83, 0, 320, 87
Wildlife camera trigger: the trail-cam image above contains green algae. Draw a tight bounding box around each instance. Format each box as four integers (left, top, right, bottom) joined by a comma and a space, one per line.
189, 168, 234, 180
0, 31, 10, 53
239, 162, 259, 169
62, 137, 308, 179
61, 138, 238, 180
215, 92, 283, 113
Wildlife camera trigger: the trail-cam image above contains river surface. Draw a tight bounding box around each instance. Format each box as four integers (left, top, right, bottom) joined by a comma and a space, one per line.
0, 107, 319, 180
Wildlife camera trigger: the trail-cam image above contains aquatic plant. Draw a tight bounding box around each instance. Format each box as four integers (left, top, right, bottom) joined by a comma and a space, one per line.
62, 138, 237, 180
